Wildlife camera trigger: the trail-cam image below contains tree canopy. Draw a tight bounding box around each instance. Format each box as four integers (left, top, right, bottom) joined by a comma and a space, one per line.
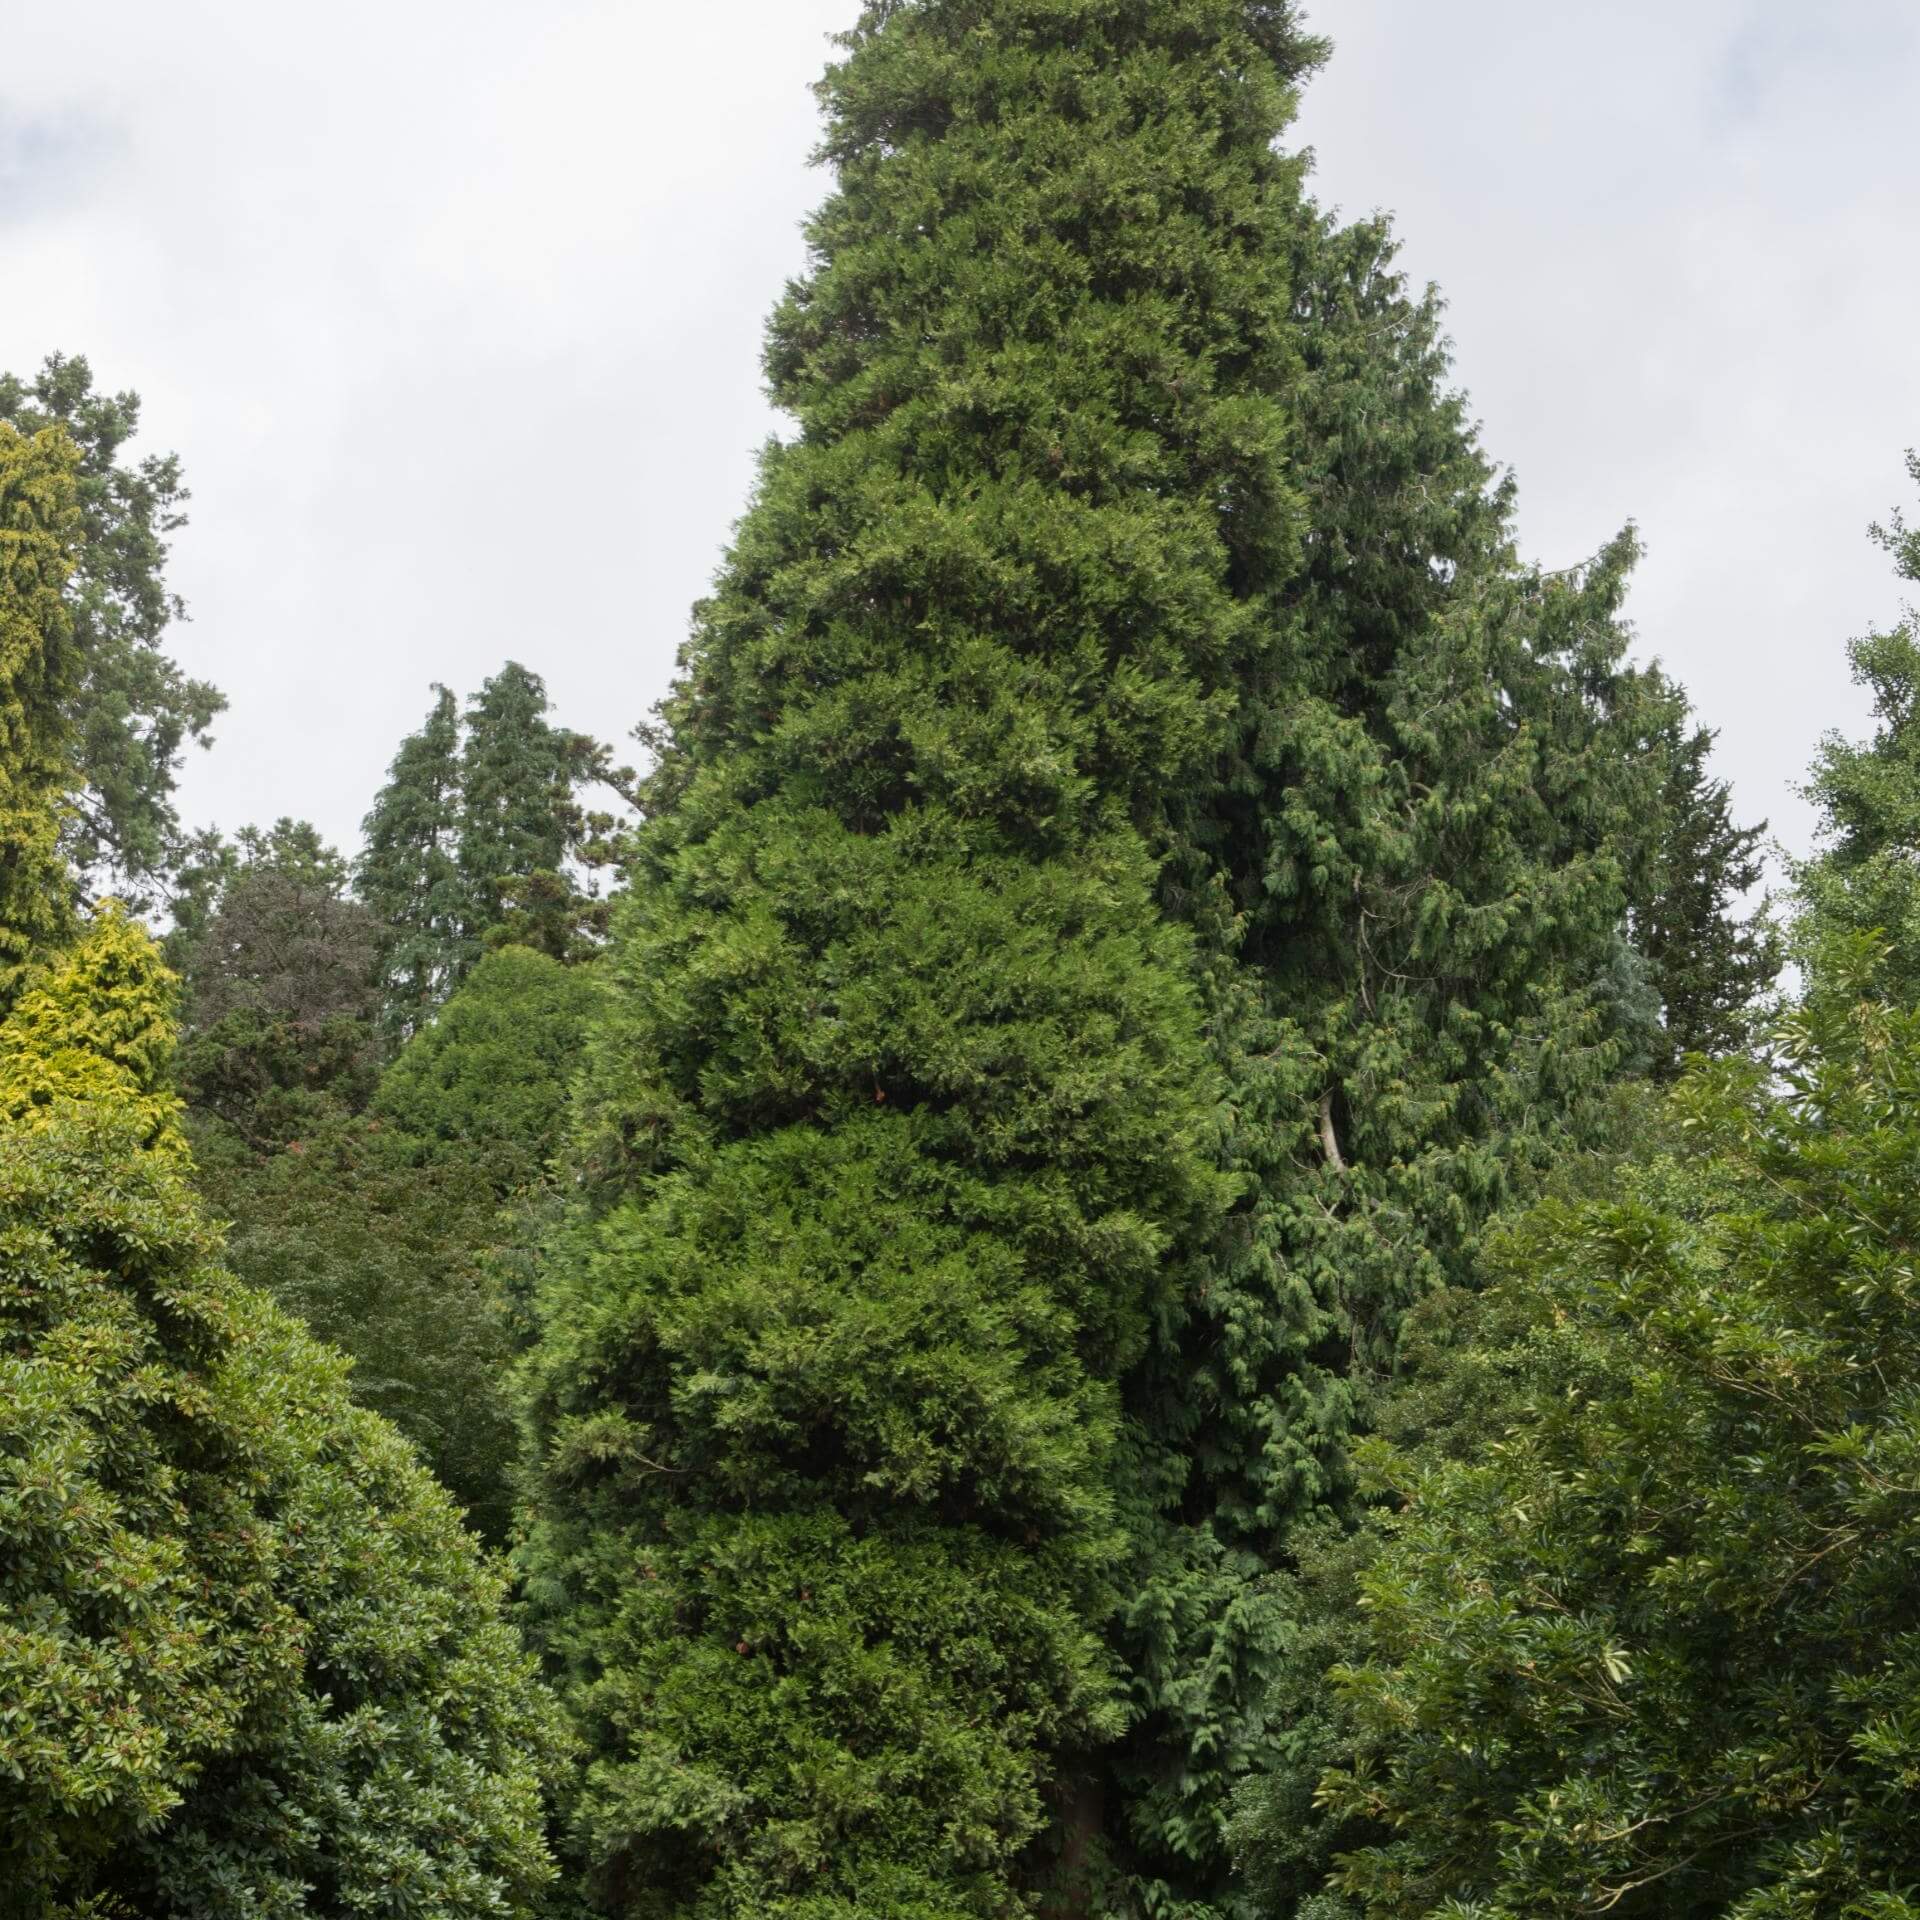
0, 392, 565, 1918
1795, 455, 1920, 991
0, 354, 223, 899
0, 910, 568, 1914
1, 13, 1811, 1920
1237, 943, 1920, 1920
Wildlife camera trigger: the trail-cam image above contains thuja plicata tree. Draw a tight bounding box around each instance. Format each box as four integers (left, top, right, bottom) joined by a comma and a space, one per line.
514, 0, 1332, 1907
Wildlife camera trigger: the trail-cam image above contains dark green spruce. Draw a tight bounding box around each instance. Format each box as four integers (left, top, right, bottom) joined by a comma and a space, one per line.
357, 682, 468, 1041
1635, 710, 1777, 1075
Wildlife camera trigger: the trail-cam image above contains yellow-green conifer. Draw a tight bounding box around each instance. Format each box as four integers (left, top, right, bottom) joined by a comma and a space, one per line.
0, 422, 82, 1006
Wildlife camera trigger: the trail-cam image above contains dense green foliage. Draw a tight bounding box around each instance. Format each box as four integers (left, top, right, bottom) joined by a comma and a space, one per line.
458, 662, 628, 965
1796, 457, 1920, 990
356, 682, 469, 1041
358, 663, 631, 1041
1119, 245, 1699, 1906
191, 1111, 523, 1538
0, 900, 567, 1913
0, 421, 569, 1905
1637, 711, 1778, 1075
1232, 945, 1920, 1919
510, 5, 1771, 1912
173, 818, 385, 1146
0, 354, 223, 899
0, 421, 83, 1005
514, 0, 1359, 1905
180, 907, 594, 1537
373, 942, 600, 1195
6, 12, 1812, 1918
192, 944, 599, 1534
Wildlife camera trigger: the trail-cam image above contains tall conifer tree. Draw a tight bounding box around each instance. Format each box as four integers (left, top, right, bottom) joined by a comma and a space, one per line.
1636, 714, 1776, 1074
357, 683, 466, 1040
519, 2, 1324, 1908
1112, 215, 1739, 1912
1795, 457, 1920, 991
457, 661, 574, 936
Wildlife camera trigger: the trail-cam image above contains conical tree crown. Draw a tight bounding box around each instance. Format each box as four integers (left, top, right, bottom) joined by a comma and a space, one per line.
652, 0, 1319, 833
0, 902, 183, 1147
1797, 458, 1920, 990
357, 682, 465, 1038
521, 3, 1329, 1912
458, 662, 572, 919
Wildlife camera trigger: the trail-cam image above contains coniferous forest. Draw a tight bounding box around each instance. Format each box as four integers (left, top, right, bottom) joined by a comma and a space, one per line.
6, 3, 1919, 1916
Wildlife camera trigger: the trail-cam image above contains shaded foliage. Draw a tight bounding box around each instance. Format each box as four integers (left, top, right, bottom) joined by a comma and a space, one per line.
190, 1109, 523, 1540
173, 819, 384, 1148
1636, 711, 1777, 1075
1238, 941, 1920, 1920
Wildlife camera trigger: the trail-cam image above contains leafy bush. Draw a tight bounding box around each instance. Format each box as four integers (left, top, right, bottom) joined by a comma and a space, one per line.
0, 910, 568, 1915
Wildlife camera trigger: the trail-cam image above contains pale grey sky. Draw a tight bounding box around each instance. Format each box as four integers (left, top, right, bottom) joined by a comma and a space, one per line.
3, 2, 1916, 870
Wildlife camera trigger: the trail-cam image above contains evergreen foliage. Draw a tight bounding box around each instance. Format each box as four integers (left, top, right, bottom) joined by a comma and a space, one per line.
457, 663, 576, 953
0, 421, 84, 1008
190, 1110, 524, 1540
1636, 712, 1777, 1075
358, 667, 631, 1041
357, 683, 469, 1042
372, 943, 600, 1195
186, 942, 595, 1537
193, 946, 599, 1535
0, 21, 1825, 1920
1796, 455, 1920, 990
1, 903, 186, 1147
0, 354, 223, 899
0, 905, 566, 1913
1240, 941, 1920, 1920
513, 0, 1361, 1905
512, 5, 1776, 1908
1114, 182, 1725, 1920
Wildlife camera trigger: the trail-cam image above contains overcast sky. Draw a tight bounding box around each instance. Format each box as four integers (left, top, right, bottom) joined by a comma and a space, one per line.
4, 1, 1916, 874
